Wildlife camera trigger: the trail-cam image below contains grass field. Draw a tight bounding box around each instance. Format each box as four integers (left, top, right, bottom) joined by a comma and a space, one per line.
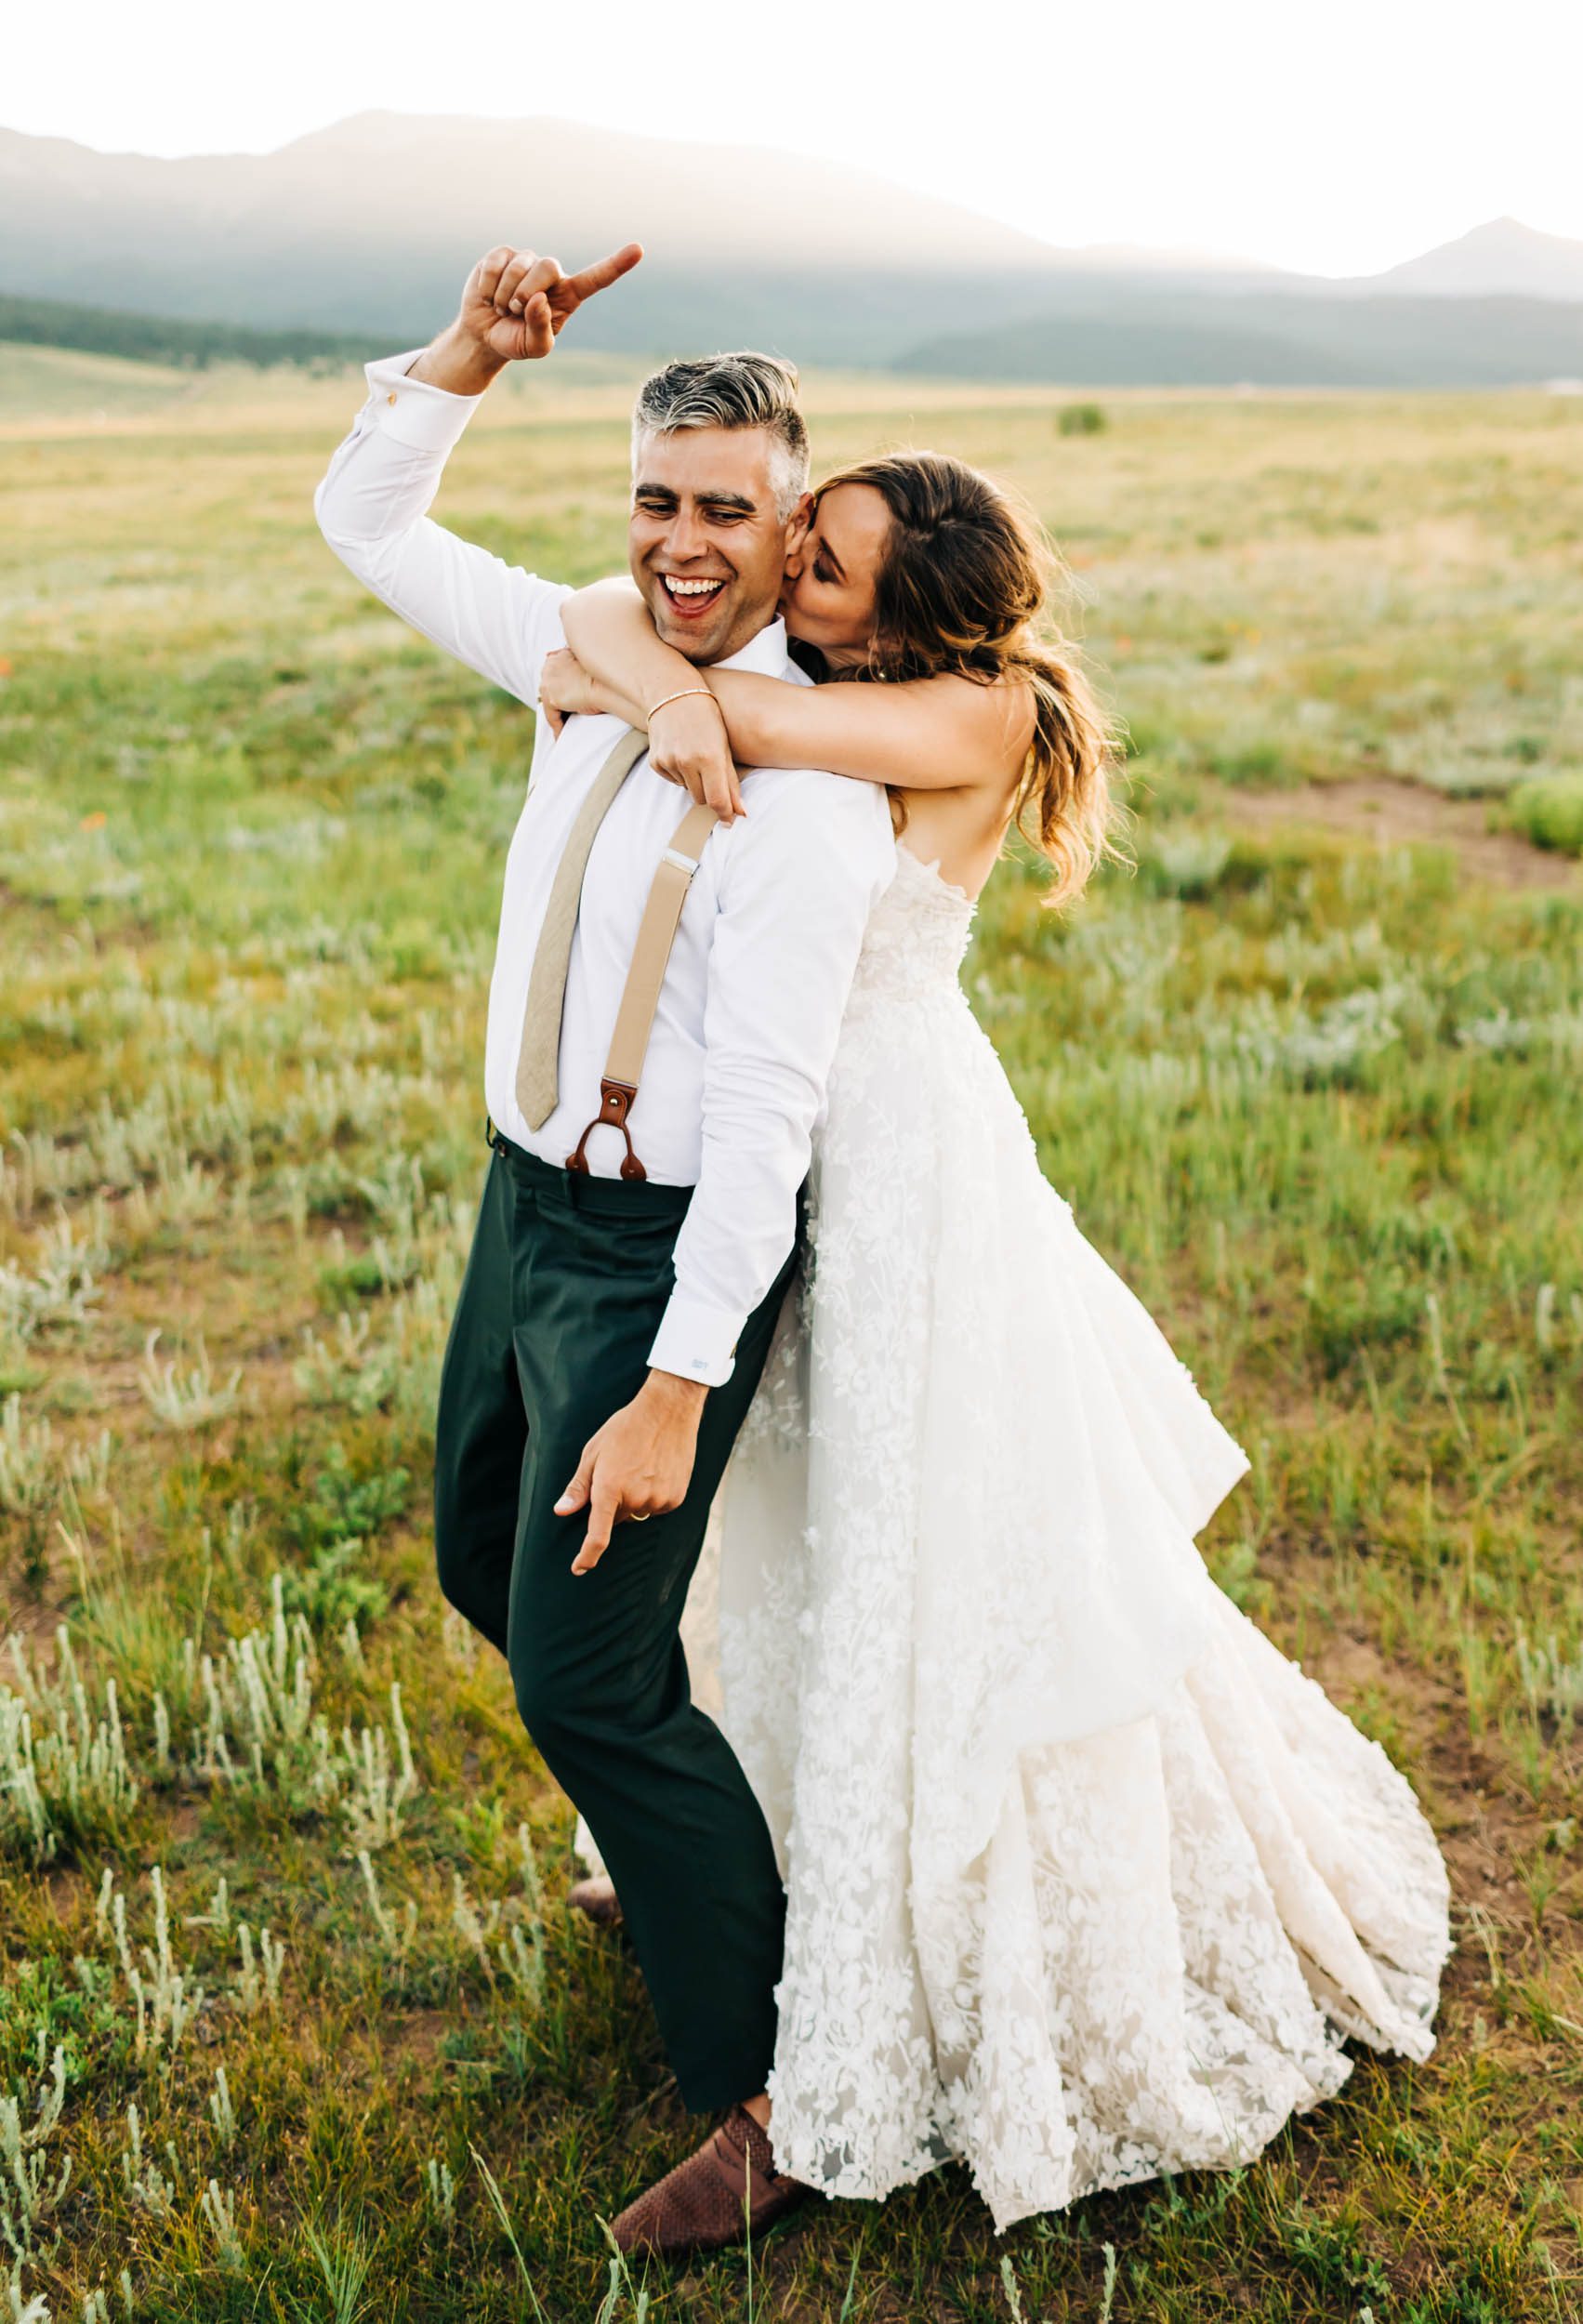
1, 351, 1581, 2322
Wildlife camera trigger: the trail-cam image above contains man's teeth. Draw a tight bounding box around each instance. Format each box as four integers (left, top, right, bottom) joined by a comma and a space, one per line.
666, 577, 724, 597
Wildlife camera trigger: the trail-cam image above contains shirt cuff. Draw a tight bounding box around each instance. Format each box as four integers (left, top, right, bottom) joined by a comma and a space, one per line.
647, 1291, 746, 1390
361, 348, 484, 456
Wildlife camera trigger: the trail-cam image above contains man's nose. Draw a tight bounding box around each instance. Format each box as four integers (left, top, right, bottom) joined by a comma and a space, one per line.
663, 507, 708, 564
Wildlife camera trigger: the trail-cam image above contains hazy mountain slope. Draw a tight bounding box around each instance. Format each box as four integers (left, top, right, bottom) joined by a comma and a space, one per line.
0, 112, 1277, 365
3, 113, 1579, 380
1366, 217, 1583, 301
897, 289, 1583, 388
0, 112, 1056, 328
0, 290, 368, 370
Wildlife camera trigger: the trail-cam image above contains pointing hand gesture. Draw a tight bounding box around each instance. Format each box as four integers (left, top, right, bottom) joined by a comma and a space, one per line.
554, 1371, 708, 1576
460, 241, 644, 363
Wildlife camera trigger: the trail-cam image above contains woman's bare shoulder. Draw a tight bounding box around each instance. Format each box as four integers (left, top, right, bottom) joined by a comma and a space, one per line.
919, 668, 1039, 771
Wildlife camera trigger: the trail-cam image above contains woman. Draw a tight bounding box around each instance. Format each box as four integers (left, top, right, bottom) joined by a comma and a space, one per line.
538, 454, 1452, 2232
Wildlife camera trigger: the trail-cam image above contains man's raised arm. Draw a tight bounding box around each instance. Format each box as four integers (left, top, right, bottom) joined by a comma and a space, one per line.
312, 242, 641, 707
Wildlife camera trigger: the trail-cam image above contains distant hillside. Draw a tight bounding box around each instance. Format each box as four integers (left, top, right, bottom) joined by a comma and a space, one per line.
0, 112, 1275, 368
0, 113, 1058, 350
897, 288, 1583, 389
1368, 217, 1583, 302
4, 114, 1581, 383
0, 291, 369, 371
0, 341, 193, 423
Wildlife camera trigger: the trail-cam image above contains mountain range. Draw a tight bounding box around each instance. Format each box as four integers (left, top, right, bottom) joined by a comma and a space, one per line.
4, 114, 1582, 385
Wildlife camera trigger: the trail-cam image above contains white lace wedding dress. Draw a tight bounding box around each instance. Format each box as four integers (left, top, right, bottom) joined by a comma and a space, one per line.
578, 843, 1453, 2233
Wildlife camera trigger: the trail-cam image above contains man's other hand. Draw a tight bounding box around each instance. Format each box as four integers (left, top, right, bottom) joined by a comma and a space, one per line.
462, 242, 644, 364
557, 1371, 709, 1574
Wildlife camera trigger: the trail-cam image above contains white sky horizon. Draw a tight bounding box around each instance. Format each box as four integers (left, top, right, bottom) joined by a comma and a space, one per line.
11, 0, 1582, 280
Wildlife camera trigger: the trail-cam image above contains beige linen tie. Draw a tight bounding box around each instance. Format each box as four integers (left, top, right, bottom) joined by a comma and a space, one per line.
514, 725, 648, 1130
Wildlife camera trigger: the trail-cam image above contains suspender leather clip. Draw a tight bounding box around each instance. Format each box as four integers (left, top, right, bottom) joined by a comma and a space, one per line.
566, 1079, 645, 1182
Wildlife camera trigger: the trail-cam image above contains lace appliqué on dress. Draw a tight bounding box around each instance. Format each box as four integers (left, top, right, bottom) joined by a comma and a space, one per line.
702, 847, 1452, 2230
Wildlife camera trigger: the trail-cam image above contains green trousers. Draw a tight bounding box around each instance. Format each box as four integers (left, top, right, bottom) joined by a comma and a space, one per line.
432, 1129, 797, 2111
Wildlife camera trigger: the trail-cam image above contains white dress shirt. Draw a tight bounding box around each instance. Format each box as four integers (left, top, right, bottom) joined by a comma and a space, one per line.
314, 349, 895, 1387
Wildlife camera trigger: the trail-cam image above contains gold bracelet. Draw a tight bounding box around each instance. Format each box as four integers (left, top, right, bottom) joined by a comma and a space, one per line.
647, 686, 719, 719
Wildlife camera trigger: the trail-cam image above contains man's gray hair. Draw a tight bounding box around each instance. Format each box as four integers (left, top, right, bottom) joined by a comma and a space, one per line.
631, 351, 811, 521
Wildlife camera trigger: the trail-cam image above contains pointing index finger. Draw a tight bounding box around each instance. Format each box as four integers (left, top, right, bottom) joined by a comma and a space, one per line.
565, 243, 644, 302
572, 1478, 621, 1574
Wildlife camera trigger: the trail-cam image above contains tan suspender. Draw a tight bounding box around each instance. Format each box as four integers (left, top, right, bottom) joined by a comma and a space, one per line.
565, 797, 720, 1182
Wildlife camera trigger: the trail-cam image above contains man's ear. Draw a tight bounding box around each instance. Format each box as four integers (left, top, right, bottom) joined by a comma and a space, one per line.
783, 491, 815, 567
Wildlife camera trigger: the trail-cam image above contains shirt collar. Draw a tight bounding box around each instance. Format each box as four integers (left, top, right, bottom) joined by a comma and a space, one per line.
709, 616, 793, 680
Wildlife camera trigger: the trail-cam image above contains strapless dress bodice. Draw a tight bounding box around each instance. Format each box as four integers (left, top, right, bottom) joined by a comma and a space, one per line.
846, 843, 978, 1010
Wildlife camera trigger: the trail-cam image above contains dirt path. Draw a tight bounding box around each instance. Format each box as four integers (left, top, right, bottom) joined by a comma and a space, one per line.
1232, 775, 1581, 893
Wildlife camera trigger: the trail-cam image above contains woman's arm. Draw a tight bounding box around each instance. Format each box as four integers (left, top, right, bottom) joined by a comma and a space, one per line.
556, 579, 748, 820
706, 666, 1035, 795
559, 574, 1036, 807
561, 577, 701, 717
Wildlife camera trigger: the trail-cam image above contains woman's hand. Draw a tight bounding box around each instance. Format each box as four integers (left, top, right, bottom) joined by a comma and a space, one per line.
646, 690, 745, 825
539, 647, 607, 736
540, 650, 745, 822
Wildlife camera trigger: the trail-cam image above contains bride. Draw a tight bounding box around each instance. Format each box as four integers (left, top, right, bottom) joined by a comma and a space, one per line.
538, 450, 1453, 2235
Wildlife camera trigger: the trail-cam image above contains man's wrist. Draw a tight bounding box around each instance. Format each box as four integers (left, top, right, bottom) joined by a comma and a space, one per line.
640, 1368, 710, 1418
407, 322, 509, 400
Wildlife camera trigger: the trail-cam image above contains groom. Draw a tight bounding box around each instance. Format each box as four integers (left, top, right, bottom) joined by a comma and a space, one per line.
313, 243, 893, 2251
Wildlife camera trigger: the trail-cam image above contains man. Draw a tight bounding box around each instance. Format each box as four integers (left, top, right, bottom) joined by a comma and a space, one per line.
313, 243, 894, 2254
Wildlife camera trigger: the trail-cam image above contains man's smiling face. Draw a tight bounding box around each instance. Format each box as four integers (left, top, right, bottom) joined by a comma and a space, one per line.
628, 426, 800, 666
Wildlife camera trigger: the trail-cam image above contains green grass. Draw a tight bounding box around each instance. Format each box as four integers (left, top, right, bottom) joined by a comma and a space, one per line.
1, 362, 1580, 2320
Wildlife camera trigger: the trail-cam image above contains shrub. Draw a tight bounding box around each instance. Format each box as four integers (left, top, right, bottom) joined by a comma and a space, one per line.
1139, 829, 1235, 900
1210, 739, 1293, 787
1057, 402, 1107, 436
1505, 770, 1583, 858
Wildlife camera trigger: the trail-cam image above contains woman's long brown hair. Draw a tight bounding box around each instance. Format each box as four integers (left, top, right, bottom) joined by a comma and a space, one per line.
814, 451, 1127, 906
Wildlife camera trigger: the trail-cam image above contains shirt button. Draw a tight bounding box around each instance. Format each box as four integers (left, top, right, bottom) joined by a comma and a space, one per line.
387, 391, 398, 405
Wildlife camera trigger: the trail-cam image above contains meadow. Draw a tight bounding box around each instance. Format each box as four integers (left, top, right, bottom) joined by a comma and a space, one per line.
1, 353, 1581, 2323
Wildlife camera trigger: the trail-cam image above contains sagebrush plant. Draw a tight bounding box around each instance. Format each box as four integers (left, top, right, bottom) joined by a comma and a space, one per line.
0, 363, 1578, 2317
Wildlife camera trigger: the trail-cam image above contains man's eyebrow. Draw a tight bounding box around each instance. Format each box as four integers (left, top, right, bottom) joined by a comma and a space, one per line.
633, 480, 679, 500
696, 491, 759, 515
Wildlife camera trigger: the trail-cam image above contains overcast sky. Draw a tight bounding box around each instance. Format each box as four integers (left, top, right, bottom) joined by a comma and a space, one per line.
10, 0, 1581, 277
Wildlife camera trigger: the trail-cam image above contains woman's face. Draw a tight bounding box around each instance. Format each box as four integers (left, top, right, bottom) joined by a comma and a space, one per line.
778, 482, 890, 665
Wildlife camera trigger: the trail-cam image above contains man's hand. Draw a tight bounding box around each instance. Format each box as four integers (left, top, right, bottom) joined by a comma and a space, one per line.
464, 241, 644, 363
646, 689, 746, 825
557, 1371, 709, 1574
411, 241, 643, 395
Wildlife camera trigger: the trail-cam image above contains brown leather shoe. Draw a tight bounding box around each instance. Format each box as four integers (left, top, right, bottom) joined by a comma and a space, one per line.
609, 2105, 814, 2258
566, 1874, 624, 1926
